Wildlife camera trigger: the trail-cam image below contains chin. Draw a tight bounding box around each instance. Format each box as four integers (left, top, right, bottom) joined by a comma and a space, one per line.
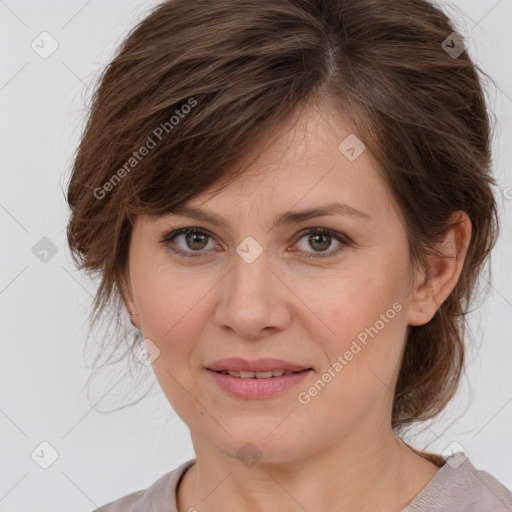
212, 421, 311, 465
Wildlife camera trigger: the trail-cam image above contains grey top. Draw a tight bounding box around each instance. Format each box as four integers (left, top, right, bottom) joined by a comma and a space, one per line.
93, 453, 512, 511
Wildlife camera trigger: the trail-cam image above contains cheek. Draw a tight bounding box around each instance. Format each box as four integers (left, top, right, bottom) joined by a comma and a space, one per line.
131, 257, 210, 364
133, 247, 196, 325
295, 283, 407, 434
323, 272, 403, 341
132, 264, 214, 420
314, 265, 408, 391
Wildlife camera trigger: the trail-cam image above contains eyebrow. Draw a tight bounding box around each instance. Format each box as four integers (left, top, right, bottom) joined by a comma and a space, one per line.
164, 202, 372, 232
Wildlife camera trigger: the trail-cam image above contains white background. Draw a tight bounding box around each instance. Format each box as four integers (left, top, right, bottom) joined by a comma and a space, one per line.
1, 0, 511, 510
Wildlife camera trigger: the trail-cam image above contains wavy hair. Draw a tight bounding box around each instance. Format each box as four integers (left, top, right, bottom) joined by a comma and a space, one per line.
65, 0, 500, 436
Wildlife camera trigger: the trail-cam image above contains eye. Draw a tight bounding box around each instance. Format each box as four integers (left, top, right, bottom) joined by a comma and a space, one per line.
161, 228, 219, 258
160, 227, 350, 259
294, 227, 348, 259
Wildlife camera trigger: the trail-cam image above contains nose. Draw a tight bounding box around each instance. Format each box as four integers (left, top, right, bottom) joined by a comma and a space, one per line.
213, 249, 291, 341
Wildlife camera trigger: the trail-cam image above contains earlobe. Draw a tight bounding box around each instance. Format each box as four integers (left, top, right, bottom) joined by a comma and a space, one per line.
129, 311, 140, 329
119, 272, 140, 328
407, 211, 472, 327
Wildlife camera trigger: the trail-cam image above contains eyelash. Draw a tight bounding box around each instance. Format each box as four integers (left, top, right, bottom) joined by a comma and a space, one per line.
160, 227, 350, 260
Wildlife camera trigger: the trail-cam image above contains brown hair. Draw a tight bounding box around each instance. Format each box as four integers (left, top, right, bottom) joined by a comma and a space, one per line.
65, 0, 499, 432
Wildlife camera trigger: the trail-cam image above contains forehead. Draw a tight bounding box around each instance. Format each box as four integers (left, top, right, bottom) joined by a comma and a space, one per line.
191, 102, 392, 218
137, 100, 399, 232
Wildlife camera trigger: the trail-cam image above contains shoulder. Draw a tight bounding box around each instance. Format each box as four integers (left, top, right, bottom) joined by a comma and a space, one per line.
461, 459, 512, 511
90, 459, 196, 512
403, 453, 512, 512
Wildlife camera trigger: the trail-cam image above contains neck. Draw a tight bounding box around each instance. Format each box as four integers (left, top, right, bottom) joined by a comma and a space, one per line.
177, 421, 439, 512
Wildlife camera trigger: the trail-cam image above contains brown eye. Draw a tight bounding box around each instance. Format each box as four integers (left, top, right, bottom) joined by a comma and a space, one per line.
294, 228, 349, 259
162, 228, 217, 257
183, 231, 209, 251
161, 226, 350, 260
306, 232, 332, 252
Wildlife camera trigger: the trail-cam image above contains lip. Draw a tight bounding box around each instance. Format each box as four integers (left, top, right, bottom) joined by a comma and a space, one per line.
206, 357, 311, 373
206, 367, 313, 399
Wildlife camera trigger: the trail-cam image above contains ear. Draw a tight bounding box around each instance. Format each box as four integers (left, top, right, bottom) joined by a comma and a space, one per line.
407, 211, 472, 326
119, 269, 141, 329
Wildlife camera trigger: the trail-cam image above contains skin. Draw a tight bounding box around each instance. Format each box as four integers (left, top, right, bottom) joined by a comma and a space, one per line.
122, 99, 472, 512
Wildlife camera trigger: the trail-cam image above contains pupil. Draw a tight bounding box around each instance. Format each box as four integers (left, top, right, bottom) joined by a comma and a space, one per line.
310, 233, 330, 251
186, 232, 207, 250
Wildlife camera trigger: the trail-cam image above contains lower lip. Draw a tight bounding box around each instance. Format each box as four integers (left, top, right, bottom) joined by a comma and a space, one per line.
206, 369, 313, 399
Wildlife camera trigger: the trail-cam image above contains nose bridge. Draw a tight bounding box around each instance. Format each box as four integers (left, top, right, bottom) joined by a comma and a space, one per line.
215, 238, 287, 337
230, 237, 272, 300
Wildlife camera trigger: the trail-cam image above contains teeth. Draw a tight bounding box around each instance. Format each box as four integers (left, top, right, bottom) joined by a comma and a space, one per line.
222, 370, 296, 378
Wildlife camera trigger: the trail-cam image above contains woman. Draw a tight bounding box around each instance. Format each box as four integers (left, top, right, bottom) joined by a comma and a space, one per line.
65, 0, 512, 510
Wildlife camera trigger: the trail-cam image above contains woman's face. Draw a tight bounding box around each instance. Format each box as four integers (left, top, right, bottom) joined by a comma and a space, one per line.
124, 101, 427, 463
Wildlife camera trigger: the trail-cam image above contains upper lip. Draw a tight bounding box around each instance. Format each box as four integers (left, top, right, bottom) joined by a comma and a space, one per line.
207, 357, 312, 373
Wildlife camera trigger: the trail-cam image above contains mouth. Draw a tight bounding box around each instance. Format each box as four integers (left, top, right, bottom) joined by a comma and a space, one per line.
210, 369, 312, 379
205, 358, 314, 399
206, 357, 312, 374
